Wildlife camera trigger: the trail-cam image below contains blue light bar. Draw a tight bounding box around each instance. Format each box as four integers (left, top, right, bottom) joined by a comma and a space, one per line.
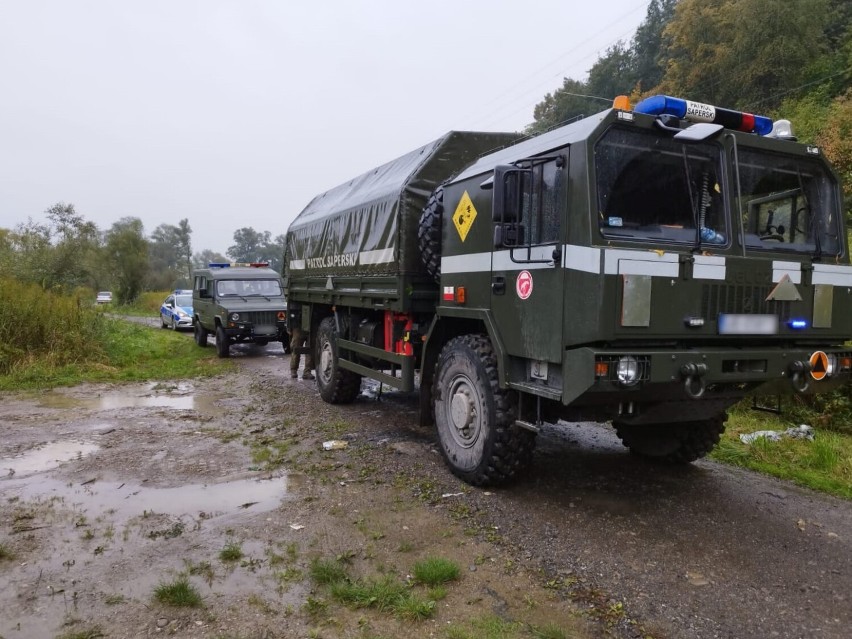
634, 95, 773, 136
208, 262, 230, 268
788, 319, 808, 330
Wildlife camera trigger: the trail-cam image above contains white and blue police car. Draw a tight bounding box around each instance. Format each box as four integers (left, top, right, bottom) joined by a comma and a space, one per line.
160, 290, 194, 330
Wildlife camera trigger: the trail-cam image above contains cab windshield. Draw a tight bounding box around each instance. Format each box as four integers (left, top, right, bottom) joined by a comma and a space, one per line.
596, 127, 727, 245
737, 149, 841, 256
216, 279, 283, 297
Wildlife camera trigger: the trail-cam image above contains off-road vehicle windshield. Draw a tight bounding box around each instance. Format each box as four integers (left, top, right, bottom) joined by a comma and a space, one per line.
737, 149, 841, 256
596, 127, 727, 245
215, 279, 283, 297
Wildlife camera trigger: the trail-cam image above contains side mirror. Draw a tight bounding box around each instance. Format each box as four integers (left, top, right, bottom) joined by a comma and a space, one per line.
492, 165, 530, 222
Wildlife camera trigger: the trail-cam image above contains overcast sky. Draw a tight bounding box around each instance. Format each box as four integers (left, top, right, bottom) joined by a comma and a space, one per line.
0, 0, 649, 255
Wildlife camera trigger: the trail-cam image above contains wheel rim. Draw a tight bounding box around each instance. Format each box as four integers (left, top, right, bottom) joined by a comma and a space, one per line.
318, 340, 333, 384
445, 373, 482, 449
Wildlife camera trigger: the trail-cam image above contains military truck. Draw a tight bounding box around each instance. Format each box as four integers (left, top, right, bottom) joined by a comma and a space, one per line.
192, 262, 288, 357
285, 95, 852, 486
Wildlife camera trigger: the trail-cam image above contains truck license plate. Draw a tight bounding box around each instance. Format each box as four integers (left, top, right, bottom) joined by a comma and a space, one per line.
718, 314, 779, 335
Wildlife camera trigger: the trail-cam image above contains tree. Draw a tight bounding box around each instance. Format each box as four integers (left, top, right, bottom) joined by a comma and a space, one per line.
148, 218, 193, 290
104, 217, 148, 304
660, 0, 831, 111
586, 42, 636, 102
226, 227, 285, 269
43, 202, 100, 290
193, 249, 228, 268
631, 0, 678, 94
528, 78, 599, 134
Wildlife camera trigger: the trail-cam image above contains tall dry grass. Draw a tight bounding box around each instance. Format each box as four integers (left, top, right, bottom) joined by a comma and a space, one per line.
0, 278, 105, 374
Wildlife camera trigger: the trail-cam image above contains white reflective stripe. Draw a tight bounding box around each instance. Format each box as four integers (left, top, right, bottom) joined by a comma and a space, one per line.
290, 259, 306, 270
492, 246, 555, 271
359, 248, 394, 265
562, 244, 600, 274
812, 263, 852, 286
772, 260, 802, 284
603, 248, 678, 276
693, 254, 726, 280
442, 252, 491, 274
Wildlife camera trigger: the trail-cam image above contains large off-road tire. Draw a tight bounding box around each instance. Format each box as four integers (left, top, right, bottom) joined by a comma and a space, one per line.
315, 316, 362, 404
194, 322, 208, 347
433, 334, 536, 486
418, 187, 443, 281
215, 325, 230, 358
613, 414, 727, 464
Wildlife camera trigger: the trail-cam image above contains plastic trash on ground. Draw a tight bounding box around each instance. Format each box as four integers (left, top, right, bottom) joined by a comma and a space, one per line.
322, 440, 349, 451
739, 424, 814, 444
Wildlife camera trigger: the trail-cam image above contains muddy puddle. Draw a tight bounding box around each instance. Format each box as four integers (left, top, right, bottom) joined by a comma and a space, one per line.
2, 440, 100, 477
3, 474, 294, 524
35, 381, 218, 413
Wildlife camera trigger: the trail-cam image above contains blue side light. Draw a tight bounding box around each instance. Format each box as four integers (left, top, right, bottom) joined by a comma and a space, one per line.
753, 115, 773, 136
788, 319, 808, 330
634, 95, 687, 118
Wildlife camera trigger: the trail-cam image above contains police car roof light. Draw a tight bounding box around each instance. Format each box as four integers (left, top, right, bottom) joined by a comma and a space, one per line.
634, 95, 773, 136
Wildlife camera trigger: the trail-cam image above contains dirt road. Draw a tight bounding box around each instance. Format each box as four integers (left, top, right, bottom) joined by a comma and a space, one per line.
1, 338, 850, 638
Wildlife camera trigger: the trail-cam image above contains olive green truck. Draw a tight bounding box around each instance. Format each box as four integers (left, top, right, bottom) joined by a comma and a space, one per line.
285, 95, 852, 486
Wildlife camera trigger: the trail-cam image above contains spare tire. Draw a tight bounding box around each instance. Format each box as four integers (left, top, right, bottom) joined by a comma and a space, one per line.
418, 186, 444, 281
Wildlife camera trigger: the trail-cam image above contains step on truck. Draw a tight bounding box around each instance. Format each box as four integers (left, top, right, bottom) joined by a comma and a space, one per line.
284, 95, 852, 486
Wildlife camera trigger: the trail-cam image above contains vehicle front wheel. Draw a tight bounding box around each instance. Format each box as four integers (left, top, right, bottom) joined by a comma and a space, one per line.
194, 322, 208, 347
171, 316, 178, 330
215, 325, 230, 358
613, 414, 727, 464
433, 334, 535, 486
315, 316, 361, 404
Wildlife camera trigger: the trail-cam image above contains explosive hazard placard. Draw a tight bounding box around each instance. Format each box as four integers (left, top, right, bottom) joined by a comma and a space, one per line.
453, 191, 477, 242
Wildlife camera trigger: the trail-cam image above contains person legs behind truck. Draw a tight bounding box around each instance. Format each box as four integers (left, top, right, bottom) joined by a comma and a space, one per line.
289, 325, 314, 380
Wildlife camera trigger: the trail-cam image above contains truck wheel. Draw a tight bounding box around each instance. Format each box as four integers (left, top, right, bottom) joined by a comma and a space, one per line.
194, 322, 208, 347
316, 316, 361, 404
418, 186, 443, 281
215, 325, 230, 358
433, 334, 535, 486
613, 414, 726, 464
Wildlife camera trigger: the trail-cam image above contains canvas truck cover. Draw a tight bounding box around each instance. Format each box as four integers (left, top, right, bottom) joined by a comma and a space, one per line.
286, 131, 517, 278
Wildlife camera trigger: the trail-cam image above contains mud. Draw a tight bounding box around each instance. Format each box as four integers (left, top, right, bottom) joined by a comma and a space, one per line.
1, 339, 851, 639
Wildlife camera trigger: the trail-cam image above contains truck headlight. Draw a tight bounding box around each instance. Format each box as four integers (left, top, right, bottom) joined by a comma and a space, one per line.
617, 356, 640, 386
229, 312, 240, 322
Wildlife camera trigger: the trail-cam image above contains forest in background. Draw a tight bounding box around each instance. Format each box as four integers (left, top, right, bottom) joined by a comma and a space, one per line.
1, 0, 850, 301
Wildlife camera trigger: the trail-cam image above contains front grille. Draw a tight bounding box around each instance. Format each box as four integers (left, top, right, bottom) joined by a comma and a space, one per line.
245, 311, 282, 325
702, 284, 791, 321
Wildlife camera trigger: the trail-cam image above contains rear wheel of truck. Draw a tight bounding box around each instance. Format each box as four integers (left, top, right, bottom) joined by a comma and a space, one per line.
613, 414, 727, 464
316, 316, 362, 404
418, 186, 443, 281
215, 325, 230, 358
433, 334, 536, 486
194, 322, 208, 347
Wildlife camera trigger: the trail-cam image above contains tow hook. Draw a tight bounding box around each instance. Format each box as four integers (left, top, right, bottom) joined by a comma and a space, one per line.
680, 362, 708, 399
788, 360, 812, 393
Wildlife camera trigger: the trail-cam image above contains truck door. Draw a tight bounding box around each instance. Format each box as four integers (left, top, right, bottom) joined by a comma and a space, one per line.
489, 154, 567, 375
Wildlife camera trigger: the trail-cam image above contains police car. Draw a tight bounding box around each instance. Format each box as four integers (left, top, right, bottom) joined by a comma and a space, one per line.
160, 290, 194, 330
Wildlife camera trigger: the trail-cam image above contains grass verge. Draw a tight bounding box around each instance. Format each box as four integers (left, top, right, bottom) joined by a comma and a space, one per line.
715, 403, 852, 499
0, 316, 231, 390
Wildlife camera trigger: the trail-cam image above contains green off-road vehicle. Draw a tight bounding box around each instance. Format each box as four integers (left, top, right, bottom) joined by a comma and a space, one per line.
192, 262, 289, 357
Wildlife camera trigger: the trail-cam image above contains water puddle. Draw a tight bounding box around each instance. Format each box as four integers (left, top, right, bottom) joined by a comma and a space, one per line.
2, 474, 294, 522
1, 440, 100, 477
36, 382, 219, 413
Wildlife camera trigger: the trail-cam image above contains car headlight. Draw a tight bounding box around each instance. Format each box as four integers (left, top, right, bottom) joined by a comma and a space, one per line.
616, 356, 640, 386
229, 312, 240, 322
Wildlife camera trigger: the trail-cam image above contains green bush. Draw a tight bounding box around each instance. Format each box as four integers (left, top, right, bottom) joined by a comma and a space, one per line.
0, 278, 105, 374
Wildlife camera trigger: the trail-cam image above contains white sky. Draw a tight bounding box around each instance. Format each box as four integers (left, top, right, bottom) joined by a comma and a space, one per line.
0, 0, 649, 255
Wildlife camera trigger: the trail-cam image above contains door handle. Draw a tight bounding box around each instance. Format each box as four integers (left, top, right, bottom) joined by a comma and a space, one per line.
492, 276, 505, 295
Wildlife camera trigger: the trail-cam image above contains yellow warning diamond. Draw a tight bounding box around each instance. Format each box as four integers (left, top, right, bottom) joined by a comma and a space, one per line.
452, 191, 477, 242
